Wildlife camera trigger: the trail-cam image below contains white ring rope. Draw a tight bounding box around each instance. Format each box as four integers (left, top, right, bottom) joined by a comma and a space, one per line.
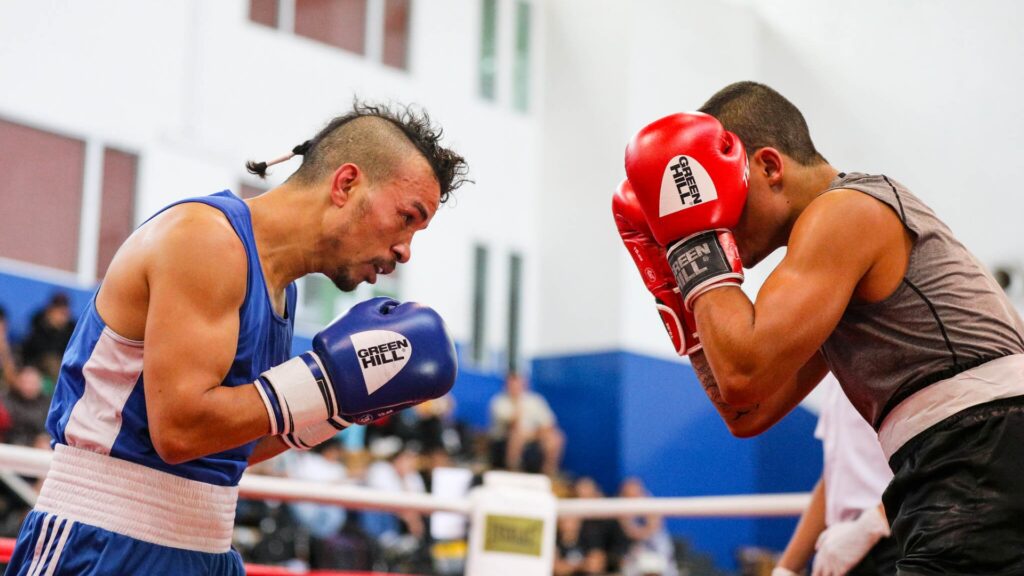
0, 444, 809, 518
556, 493, 810, 518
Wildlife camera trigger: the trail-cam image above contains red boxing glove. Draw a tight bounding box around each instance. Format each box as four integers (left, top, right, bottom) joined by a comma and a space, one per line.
613, 179, 700, 355
625, 112, 747, 309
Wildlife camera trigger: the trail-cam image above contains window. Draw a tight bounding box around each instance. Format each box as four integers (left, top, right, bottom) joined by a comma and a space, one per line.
479, 0, 498, 100
382, 0, 411, 69
248, 0, 410, 70
506, 252, 522, 373
249, 0, 279, 28
512, 1, 531, 112
294, 0, 368, 54
0, 118, 85, 273
471, 244, 489, 364
97, 148, 138, 278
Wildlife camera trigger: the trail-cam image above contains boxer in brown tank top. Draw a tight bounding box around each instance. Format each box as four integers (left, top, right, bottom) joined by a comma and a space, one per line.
630, 82, 1024, 575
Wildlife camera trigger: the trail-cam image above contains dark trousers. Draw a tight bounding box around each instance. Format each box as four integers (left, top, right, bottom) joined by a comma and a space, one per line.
847, 536, 899, 576
883, 396, 1024, 576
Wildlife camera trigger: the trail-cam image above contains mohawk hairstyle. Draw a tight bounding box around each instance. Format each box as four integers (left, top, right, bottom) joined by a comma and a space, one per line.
247, 100, 470, 203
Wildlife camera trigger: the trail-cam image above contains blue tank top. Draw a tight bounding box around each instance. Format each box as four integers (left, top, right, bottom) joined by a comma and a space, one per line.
46, 191, 297, 486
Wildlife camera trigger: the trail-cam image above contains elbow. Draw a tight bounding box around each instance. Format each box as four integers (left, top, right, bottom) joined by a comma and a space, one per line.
715, 374, 773, 438
716, 372, 766, 407
150, 422, 200, 465
152, 435, 192, 465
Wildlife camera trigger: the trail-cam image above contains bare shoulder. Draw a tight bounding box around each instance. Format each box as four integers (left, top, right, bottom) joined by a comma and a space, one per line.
141, 203, 248, 309
797, 188, 899, 234
789, 188, 904, 258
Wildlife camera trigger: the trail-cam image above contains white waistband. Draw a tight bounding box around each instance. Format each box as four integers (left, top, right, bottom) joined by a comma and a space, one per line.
878, 354, 1024, 460
35, 444, 238, 553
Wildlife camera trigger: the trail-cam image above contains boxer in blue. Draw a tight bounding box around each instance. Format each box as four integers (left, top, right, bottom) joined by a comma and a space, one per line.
5, 102, 469, 576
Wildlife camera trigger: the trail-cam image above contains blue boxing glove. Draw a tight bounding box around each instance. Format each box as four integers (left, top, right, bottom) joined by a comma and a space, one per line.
254, 298, 457, 448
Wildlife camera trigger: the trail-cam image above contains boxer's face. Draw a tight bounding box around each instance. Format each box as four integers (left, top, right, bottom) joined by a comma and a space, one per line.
732, 187, 777, 268
730, 149, 788, 268
323, 157, 440, 291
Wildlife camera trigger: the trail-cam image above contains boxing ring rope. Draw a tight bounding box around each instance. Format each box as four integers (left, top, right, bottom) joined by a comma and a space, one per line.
0, 443, 811, 574
0, 443, 809, 517
557, 492, 811, 518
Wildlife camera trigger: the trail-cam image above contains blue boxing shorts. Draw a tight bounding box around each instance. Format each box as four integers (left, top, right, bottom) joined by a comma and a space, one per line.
4, 445, 244, 576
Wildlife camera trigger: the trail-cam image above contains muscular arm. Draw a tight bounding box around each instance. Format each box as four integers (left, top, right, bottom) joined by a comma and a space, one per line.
694, 190, 908, 407
691, 350, 827, 437
138, 206, 275, 464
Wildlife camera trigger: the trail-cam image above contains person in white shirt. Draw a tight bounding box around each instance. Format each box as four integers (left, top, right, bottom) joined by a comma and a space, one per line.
489, 373, 564, 476
774, 374, 897, 576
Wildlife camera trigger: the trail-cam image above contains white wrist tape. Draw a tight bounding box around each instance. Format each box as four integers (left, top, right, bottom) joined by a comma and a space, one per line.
255, 354, 337, 435
282, 417, 348, 451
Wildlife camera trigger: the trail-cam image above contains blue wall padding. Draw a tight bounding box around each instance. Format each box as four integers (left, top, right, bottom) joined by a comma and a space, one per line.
528, 349, 822, 571
532, 351, 623, 492
0, 270, 94, 343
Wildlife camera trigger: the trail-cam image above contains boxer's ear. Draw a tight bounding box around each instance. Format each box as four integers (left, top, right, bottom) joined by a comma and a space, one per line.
330, 163, 361, 207
752, 147, 785, 190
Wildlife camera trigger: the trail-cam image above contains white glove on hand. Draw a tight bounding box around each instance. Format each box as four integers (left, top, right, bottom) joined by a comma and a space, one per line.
771, 567, 801, 576
812, 506, 890, 576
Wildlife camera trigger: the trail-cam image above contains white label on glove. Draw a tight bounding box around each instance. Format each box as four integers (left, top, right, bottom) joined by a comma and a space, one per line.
659, 155, 718, 216
350, 330, 412, 395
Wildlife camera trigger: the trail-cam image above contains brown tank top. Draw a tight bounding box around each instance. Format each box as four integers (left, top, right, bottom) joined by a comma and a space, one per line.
819, 172, 1024, 428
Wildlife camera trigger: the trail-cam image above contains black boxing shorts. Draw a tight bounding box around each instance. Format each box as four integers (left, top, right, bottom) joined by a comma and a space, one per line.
882, 395, 1024, 576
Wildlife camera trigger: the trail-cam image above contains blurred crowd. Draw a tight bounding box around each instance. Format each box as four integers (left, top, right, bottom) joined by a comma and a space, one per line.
0, 294, 721, 576
0, 295, 75, 535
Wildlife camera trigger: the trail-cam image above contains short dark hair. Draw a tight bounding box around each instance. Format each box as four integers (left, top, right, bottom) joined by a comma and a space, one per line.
248, 101, 469, 204
49, 292, 71, 309
699, 81, 827, 166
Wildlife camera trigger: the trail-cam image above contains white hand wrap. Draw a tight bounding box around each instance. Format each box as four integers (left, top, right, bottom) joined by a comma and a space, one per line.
812, 506, 890, 576
282, 417, 348, 451
254, 354, 338, 435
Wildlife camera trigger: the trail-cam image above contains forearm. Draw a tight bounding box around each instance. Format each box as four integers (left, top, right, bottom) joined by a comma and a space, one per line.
248, 435, 289, 466
690, 351, 824, 437
778, 478, 826, 572
691, 351, 767, 437
692, 274, 841, 406
692, 287, 771, 403
150, 382, 272, 464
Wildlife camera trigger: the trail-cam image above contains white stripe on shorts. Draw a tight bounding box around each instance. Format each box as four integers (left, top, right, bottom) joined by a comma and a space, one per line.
25, 514, 53, 576
42, 518, 74, 576
28, 515, 72, 576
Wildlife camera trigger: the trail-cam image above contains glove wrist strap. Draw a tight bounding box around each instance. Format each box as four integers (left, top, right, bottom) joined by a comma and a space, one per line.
256, 353, 338, 435
666, 230, 743, 310
282, 418, 348, 451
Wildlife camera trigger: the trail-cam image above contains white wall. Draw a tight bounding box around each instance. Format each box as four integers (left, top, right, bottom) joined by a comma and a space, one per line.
536, 0, 634, 356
